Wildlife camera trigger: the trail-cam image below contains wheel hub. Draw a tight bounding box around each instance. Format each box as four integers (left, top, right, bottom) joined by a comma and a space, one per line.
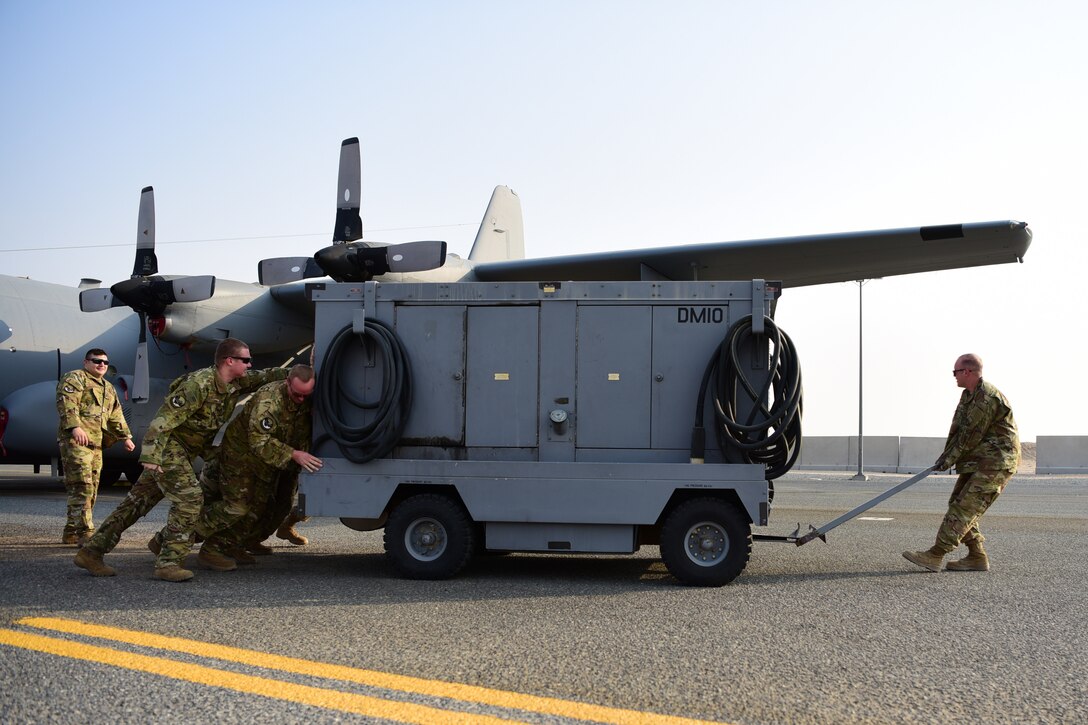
685, 522, 728, 567
405, 517, 447, 561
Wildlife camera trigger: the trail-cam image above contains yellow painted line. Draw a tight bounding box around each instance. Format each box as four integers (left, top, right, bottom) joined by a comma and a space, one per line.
17, 617, 724, 725
0, 628, 509, 724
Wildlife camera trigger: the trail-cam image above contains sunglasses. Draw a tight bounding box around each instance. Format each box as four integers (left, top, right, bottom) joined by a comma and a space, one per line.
87, 358, 110, 365
230, 356, 253, 364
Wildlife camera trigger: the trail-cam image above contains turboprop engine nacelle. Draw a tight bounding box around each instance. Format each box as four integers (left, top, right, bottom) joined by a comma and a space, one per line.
149, 279, 314, 354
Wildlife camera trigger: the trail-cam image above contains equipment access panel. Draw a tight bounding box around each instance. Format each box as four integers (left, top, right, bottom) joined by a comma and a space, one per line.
307, 280, 778, 465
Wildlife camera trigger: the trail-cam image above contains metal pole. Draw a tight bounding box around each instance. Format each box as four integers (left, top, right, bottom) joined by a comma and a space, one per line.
851, 280, 868, 481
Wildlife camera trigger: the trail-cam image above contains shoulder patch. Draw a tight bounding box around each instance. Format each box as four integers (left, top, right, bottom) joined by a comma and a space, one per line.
63, 384, 76, 394
260, 417, 274, 431
170, 394, 186, 409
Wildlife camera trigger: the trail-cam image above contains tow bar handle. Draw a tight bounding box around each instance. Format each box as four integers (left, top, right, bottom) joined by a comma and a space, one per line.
794, 466, 937, 546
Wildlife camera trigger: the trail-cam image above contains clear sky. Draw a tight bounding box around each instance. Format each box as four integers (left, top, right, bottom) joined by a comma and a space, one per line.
2, 1, 1085, 441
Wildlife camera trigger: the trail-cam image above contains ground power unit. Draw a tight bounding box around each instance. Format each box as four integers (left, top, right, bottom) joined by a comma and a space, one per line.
299, 279, 801, 585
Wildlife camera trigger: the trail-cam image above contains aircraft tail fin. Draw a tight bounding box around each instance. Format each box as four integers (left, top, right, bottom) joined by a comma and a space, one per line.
468, 186, 524, 263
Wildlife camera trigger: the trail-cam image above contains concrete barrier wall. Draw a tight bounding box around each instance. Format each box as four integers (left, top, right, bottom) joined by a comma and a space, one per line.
848, 436, 899, 473
899, 437, 946, 473
798, 436, 1085, 474
1036, 436, 1088, 474
798, 436, 900, 472
797, 436, 852, 471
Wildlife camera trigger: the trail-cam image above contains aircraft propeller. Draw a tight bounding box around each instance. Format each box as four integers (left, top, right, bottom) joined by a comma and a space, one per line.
78, 186, 215, 403
258, 138, 447, 285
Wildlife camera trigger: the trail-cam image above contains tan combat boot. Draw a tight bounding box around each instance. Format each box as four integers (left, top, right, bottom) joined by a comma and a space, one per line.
74, 548, 116, 577
276, 513, 310, 546
197, 547, 237, 572
154, 565, 194, 582
946, 541, 989, 571
226, 548, 257, 565
902, 547, 946, 572
62, 532, 81, 546
246, 541, 274, 555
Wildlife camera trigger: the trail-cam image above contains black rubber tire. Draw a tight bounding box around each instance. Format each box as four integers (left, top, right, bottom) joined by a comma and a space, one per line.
659, 497, 751, 586
384, 494, 474, 579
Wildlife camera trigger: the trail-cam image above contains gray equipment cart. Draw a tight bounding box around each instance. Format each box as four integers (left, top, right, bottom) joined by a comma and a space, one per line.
300, 279, 800, 586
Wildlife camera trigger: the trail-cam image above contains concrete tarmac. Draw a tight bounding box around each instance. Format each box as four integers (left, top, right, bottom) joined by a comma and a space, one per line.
1, 466, 1085, 724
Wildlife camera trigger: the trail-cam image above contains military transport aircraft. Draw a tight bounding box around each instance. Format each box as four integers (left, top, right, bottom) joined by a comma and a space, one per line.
0, 137, 1032, 483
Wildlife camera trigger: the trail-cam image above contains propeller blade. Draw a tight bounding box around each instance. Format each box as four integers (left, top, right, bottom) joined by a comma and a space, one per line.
133, 313, 150, 403
79, 288, 116, 312
385, 241, 448, 273
313, 240, 448, 282
132, 186, 158, 277
133, 341, 150, 403
170, 275, 216, 302
258, 257, 326, 285
333, 137, 362, 243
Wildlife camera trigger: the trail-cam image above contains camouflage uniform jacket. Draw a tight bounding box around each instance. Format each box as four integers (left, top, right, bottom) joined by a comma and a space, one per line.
139, 366, 289, 467
938, 378, 1020, 473
216, 379, 313, 479
55, 369, 131, 446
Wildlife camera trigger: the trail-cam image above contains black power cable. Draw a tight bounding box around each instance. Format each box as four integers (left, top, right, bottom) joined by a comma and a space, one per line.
691, 314, 803, 482
315, 318, 412, 463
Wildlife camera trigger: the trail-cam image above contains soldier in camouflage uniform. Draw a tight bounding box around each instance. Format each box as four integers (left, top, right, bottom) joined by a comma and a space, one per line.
74, 338, 287, 581
903, 354, 1020, 572
56, 348, 135, 545
193, 364, 321, 571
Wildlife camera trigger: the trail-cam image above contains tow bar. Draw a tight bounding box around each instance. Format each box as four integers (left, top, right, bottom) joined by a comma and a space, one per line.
754, 466, 937, 546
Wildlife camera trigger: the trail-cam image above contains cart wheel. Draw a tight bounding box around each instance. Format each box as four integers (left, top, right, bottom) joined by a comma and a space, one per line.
384, 494, 474, 579
660, 497, 751, 586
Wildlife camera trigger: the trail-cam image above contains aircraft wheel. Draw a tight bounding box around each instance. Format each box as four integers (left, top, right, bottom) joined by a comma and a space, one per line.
659, 497, 751, 587
384, 494, 474, 579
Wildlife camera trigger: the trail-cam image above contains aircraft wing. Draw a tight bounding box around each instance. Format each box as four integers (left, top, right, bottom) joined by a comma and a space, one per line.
468, 220, 1031, 287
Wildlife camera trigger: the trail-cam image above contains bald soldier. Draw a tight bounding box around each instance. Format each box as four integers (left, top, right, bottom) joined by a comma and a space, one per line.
56, 348, 135, 545
903, 354, 1020, 573
74, 338, 288, 581
190, 364, 322, 571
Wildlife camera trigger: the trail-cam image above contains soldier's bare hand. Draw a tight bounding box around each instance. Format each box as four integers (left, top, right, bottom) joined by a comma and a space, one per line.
70, 426, 90, 446
292, 450, 323, 472
123, 439, 136, 452
142, 463, 163, 473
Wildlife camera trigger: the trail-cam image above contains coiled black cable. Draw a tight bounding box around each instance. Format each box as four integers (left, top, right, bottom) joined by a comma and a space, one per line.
315, 318, 412, 463
691, 314, 803, 481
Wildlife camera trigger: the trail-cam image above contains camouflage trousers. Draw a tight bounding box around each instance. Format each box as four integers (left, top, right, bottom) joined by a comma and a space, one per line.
83, 474, 163, 555
197, 458, 274, 552
934, 469, 1014, 553
59, 438, 103, 536
205, 469, 298, 553
146, 439, 204, 568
